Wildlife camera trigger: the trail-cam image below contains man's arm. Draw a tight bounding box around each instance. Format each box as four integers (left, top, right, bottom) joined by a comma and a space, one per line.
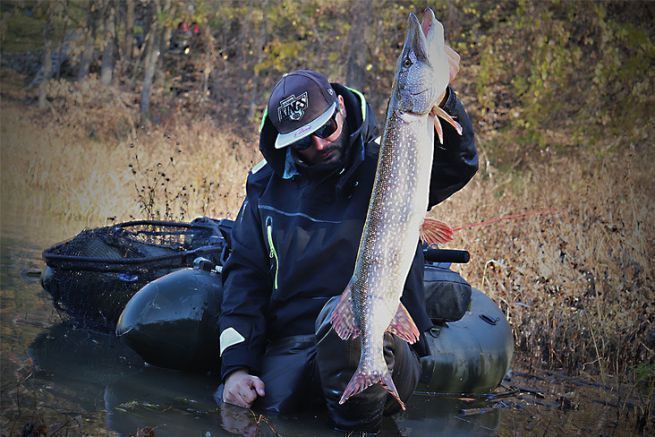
428, 86, 478, 208
219, 174, 272, 406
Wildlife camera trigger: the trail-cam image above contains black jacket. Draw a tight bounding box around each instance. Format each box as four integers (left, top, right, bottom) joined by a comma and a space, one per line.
219, 84, 478, 381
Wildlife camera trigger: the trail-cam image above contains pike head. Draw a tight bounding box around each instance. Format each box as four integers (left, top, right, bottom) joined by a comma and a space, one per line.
391, 8, 461, 142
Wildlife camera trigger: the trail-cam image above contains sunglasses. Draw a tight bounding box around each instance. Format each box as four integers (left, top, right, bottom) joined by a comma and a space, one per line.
290, 109, 340, 151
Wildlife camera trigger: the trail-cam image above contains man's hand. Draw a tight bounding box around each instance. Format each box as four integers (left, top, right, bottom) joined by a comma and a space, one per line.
438, 45, 461, 107
445, 44, 460, 84
223, 369, 266, 409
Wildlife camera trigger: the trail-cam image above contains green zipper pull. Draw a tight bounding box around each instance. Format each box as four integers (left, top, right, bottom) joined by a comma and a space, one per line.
265, 217, 279, 290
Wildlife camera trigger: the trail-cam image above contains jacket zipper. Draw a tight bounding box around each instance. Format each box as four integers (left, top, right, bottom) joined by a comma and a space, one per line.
265, 216, 279, 290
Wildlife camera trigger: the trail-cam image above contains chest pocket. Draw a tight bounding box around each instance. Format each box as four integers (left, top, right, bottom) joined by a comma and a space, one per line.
265, 216, 279, 290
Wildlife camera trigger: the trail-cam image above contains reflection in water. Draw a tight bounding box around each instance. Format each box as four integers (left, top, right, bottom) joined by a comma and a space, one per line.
397, 395, 499, 436
28, 322, 145, 410
220, 403, 276, 437
104, 366, 220, 435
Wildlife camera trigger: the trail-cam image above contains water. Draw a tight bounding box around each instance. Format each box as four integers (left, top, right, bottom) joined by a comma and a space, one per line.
0, 208, 646, 436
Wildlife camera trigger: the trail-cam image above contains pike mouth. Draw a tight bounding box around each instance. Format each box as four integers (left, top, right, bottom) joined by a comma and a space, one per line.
398, 111, 423, 122
410, 89, 429, 96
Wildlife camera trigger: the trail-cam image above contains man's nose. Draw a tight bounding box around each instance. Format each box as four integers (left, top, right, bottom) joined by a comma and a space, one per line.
311, 135, 329, 150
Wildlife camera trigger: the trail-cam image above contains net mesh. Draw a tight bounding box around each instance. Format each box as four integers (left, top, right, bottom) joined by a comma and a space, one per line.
46, 220, 221, 264
41, 218, 232, 331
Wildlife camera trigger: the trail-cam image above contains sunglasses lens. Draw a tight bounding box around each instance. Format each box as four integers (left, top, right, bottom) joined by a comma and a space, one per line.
290, 110, 339, 150
291, 135, 313, 150
315, 117, 338, 139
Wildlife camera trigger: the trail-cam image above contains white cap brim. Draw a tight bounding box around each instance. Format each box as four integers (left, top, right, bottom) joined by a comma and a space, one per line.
274, 102, 337, 149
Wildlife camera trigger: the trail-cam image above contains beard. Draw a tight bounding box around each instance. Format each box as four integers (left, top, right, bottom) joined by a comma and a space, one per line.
295, 119, 350, 175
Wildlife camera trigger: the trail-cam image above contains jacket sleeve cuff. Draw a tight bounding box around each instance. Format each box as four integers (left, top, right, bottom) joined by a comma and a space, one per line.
220, 343, 262, 381
222, 367, 247, 383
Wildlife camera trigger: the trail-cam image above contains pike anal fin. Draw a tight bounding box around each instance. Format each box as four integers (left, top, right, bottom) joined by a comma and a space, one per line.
386, 302, 420, 344
420, 218, 454, 245
331, 283, 360, 340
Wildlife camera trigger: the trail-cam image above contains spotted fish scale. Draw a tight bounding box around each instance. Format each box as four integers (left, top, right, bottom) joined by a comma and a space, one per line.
331, 8, 462, 410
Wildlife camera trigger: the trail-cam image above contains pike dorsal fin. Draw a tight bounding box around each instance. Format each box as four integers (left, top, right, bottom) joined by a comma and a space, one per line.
420, 218, 454, 245
386, 303, 420, 344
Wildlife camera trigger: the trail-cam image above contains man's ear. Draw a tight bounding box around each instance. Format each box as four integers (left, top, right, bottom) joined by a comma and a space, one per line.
338, 95, 346, 116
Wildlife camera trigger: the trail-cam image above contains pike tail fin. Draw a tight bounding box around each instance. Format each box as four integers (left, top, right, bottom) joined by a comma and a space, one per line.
420, 218, 454, 245
339, 367, 406, 411
331, 282, 360, 340
387, 302, 420, 344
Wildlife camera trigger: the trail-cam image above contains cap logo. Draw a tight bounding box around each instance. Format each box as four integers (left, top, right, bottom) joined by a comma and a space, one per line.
278, 92, 308, 122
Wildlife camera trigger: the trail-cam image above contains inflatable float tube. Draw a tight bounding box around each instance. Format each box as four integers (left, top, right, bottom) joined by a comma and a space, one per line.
116, 257, 513, 394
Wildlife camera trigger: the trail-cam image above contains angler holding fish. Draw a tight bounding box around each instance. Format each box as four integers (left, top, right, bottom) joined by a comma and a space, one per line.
217, 8, 478, 433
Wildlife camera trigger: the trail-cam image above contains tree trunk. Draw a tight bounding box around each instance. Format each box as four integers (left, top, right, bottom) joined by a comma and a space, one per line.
200, 17, 216, 99
78, 3, 98, 81
124, 0, 134, 63
344, 0, 372, 91
247, 4, 268, 121
55, 2, 69, 80
38, 15, 54, 109
154, 25, 170, 86
129, 0, 148, 90
140, 30, 160, 122
140, 0, 169, 123
100, 0, 116, 85
209, 5, 233, 104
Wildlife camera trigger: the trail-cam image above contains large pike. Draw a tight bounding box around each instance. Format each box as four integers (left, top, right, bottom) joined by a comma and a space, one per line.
331, 9, 462, 410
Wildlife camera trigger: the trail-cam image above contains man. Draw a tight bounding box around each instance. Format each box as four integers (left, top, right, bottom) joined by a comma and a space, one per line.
217, 66, 477, 432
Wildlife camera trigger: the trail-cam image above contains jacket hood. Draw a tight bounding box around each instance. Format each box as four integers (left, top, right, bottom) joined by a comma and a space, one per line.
258, 83, 378, 187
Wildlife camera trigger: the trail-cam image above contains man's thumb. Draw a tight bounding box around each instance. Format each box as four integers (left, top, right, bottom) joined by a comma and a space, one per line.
251, 377, 266, 397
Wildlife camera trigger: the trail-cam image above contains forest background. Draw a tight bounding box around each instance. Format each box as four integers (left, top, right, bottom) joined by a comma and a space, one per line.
0, 0, 654, 430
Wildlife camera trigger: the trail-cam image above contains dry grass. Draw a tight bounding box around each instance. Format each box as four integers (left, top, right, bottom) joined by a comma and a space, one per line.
1, 85, 653, 387
433, 143, 654, 380
1, 79, 259, 226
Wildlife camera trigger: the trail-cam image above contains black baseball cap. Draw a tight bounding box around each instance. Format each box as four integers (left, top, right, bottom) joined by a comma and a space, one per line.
267, 70, 339, 149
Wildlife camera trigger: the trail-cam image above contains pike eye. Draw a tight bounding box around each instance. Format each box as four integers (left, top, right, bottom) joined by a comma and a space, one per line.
403, 57, 412, 68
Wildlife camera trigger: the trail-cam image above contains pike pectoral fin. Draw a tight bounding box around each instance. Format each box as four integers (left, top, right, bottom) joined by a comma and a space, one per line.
331, 283, 360, 340
433, 113, 444, 144
386, 303, 420, 344
339, 368, 406, 411
420, 218, 454, 245
432, 106, 463, 144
